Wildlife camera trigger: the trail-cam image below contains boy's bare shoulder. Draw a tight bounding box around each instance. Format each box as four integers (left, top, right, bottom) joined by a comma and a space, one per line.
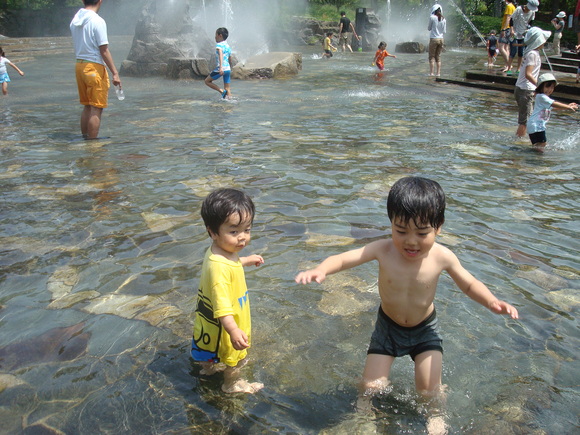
431, 242, 460, 265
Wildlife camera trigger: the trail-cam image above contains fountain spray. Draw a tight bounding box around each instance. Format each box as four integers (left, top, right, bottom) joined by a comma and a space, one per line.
447, 0, 486, 45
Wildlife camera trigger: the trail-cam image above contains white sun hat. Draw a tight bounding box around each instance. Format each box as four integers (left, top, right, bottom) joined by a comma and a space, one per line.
537, 73, 558, 87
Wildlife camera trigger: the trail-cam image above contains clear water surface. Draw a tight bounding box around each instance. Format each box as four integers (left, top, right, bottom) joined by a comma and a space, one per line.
0, 37, 578, 433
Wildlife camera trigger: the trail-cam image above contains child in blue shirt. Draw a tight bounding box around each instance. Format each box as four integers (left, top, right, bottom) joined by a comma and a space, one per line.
204, 27, 232, 99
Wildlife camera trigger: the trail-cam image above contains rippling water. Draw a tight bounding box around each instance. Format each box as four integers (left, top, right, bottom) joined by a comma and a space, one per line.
0, 38, 578, 433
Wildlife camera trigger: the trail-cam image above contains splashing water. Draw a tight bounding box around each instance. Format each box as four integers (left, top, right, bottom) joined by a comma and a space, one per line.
551, 123, 580, 150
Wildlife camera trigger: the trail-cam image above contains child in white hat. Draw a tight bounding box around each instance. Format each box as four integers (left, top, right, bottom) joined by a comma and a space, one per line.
526, 73, 578, 152
514, 27, 551, 137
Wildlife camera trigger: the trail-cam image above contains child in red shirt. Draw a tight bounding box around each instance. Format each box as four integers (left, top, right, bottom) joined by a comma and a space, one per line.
372, 41, 396, 70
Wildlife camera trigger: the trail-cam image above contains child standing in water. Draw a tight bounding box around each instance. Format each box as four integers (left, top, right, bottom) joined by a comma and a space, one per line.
486, 30, 498, 67
295, 176, 518, 432
322, 32, 337, 59
191, 188, 264, 394
372, 41, 396, 70
0, 47, 24, 95
527, 73, 578, 152
514, 27, 551, 137
205, 27, 232, 99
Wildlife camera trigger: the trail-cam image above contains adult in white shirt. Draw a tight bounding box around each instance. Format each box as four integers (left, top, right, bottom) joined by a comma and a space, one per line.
428, 4, 446, 77
70, 0, 121, 140
503, 0, 537, 74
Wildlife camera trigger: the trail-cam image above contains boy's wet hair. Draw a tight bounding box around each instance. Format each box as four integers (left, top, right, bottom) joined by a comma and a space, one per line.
216, 27, 229, 40
387, 176, 445, 229
201, 188, 255, 236
378, 41, 387, 48
84, 0, 100, 5
326, 32, 333, 37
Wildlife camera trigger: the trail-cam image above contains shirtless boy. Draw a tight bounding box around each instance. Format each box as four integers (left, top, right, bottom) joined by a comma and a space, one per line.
295, 176, 519, 406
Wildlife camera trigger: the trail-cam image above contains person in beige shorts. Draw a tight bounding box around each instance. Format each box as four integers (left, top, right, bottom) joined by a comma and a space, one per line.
428, 4, 446, 76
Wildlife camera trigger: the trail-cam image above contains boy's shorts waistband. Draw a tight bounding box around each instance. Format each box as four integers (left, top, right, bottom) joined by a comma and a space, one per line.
378, 305, 437, 330
76, 59, 91, 63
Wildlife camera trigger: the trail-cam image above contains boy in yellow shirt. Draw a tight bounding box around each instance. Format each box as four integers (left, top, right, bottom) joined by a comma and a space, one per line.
322, 32, 337, 59
191, 188, 264, 393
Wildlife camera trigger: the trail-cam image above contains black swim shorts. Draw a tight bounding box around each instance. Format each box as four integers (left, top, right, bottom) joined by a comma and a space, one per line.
367, 306, 443, 361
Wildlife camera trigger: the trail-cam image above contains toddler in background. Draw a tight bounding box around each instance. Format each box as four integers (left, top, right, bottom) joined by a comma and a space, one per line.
486, 30, 498, 67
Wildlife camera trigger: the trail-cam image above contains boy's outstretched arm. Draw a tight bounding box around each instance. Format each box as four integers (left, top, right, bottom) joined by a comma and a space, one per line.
444, 248, 519, 319
295, 241, 382, 284
241, 254, 264, 267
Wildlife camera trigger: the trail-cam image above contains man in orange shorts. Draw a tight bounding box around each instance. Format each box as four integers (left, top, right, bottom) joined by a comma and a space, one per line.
70, 0, 121, 140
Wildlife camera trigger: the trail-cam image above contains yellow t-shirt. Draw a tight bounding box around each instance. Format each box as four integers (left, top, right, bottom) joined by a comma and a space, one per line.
324, 37, 331, 50
191, 248, 251, 367
501, 3, 516, 30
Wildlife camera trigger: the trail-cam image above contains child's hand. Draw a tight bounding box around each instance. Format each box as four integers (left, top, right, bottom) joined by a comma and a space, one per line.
295, 269, 326, 284
569, 103, 578, 111
229, 328, 250, 350
241, 254, 264, 267
19, 71, 24, 76
489, 300, 519, 319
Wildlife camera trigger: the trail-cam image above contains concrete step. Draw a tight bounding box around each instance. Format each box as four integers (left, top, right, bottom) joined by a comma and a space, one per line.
561, 50, 580, 60
541, 62, 578, 74
547, 55, 580, 67
437, 77, 580, 103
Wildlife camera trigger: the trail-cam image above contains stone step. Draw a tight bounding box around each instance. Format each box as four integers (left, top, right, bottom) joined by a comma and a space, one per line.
437, 77, 580, 104
546, 56, 580, 67
561, 50, 580, 60
465, 70, 580, 93
541, 62, 578, 73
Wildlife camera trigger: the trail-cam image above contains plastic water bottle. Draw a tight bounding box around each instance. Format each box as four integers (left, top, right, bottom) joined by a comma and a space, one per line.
115, 85, 125, 101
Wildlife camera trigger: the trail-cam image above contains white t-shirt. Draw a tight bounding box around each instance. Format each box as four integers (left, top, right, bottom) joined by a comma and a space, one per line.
70, 8, 108, 65
0, 57, 10, 75
515, 50, 541, 91
428, 15, 447, 39
512, 7, 535, 38
527, 93, 554, 134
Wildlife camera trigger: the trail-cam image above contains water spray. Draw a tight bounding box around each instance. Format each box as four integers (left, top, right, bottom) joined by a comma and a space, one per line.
541, 48, 554, 73
447, 0, 486, 46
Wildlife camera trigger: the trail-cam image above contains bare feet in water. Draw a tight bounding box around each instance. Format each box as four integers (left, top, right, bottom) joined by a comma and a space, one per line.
222, 379, 264, 394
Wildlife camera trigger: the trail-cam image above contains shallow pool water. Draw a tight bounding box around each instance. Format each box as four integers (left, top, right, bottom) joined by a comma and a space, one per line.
0, 38, 578, 433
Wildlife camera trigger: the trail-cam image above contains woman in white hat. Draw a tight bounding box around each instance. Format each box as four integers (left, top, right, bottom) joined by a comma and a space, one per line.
551, 11, 566, 55
428, 4, 446, 77
527, 72, 578, 152
513, 27, 551, 137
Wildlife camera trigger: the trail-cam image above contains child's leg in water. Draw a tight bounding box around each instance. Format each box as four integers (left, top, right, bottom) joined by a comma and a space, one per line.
199, 361, 227, 375
222, 358, 263, 394
356, 353, 394, 412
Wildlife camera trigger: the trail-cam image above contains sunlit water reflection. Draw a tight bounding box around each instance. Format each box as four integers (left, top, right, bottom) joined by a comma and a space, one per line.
0, 37, 578, 433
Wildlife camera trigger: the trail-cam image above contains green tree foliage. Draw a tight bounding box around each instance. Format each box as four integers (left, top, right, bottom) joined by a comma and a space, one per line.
309, 0, 357, 13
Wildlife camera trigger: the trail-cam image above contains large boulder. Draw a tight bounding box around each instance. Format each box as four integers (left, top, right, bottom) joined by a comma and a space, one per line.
395, 42, 425, 54
120, 0, 213, 77
231, 52, 302, 79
